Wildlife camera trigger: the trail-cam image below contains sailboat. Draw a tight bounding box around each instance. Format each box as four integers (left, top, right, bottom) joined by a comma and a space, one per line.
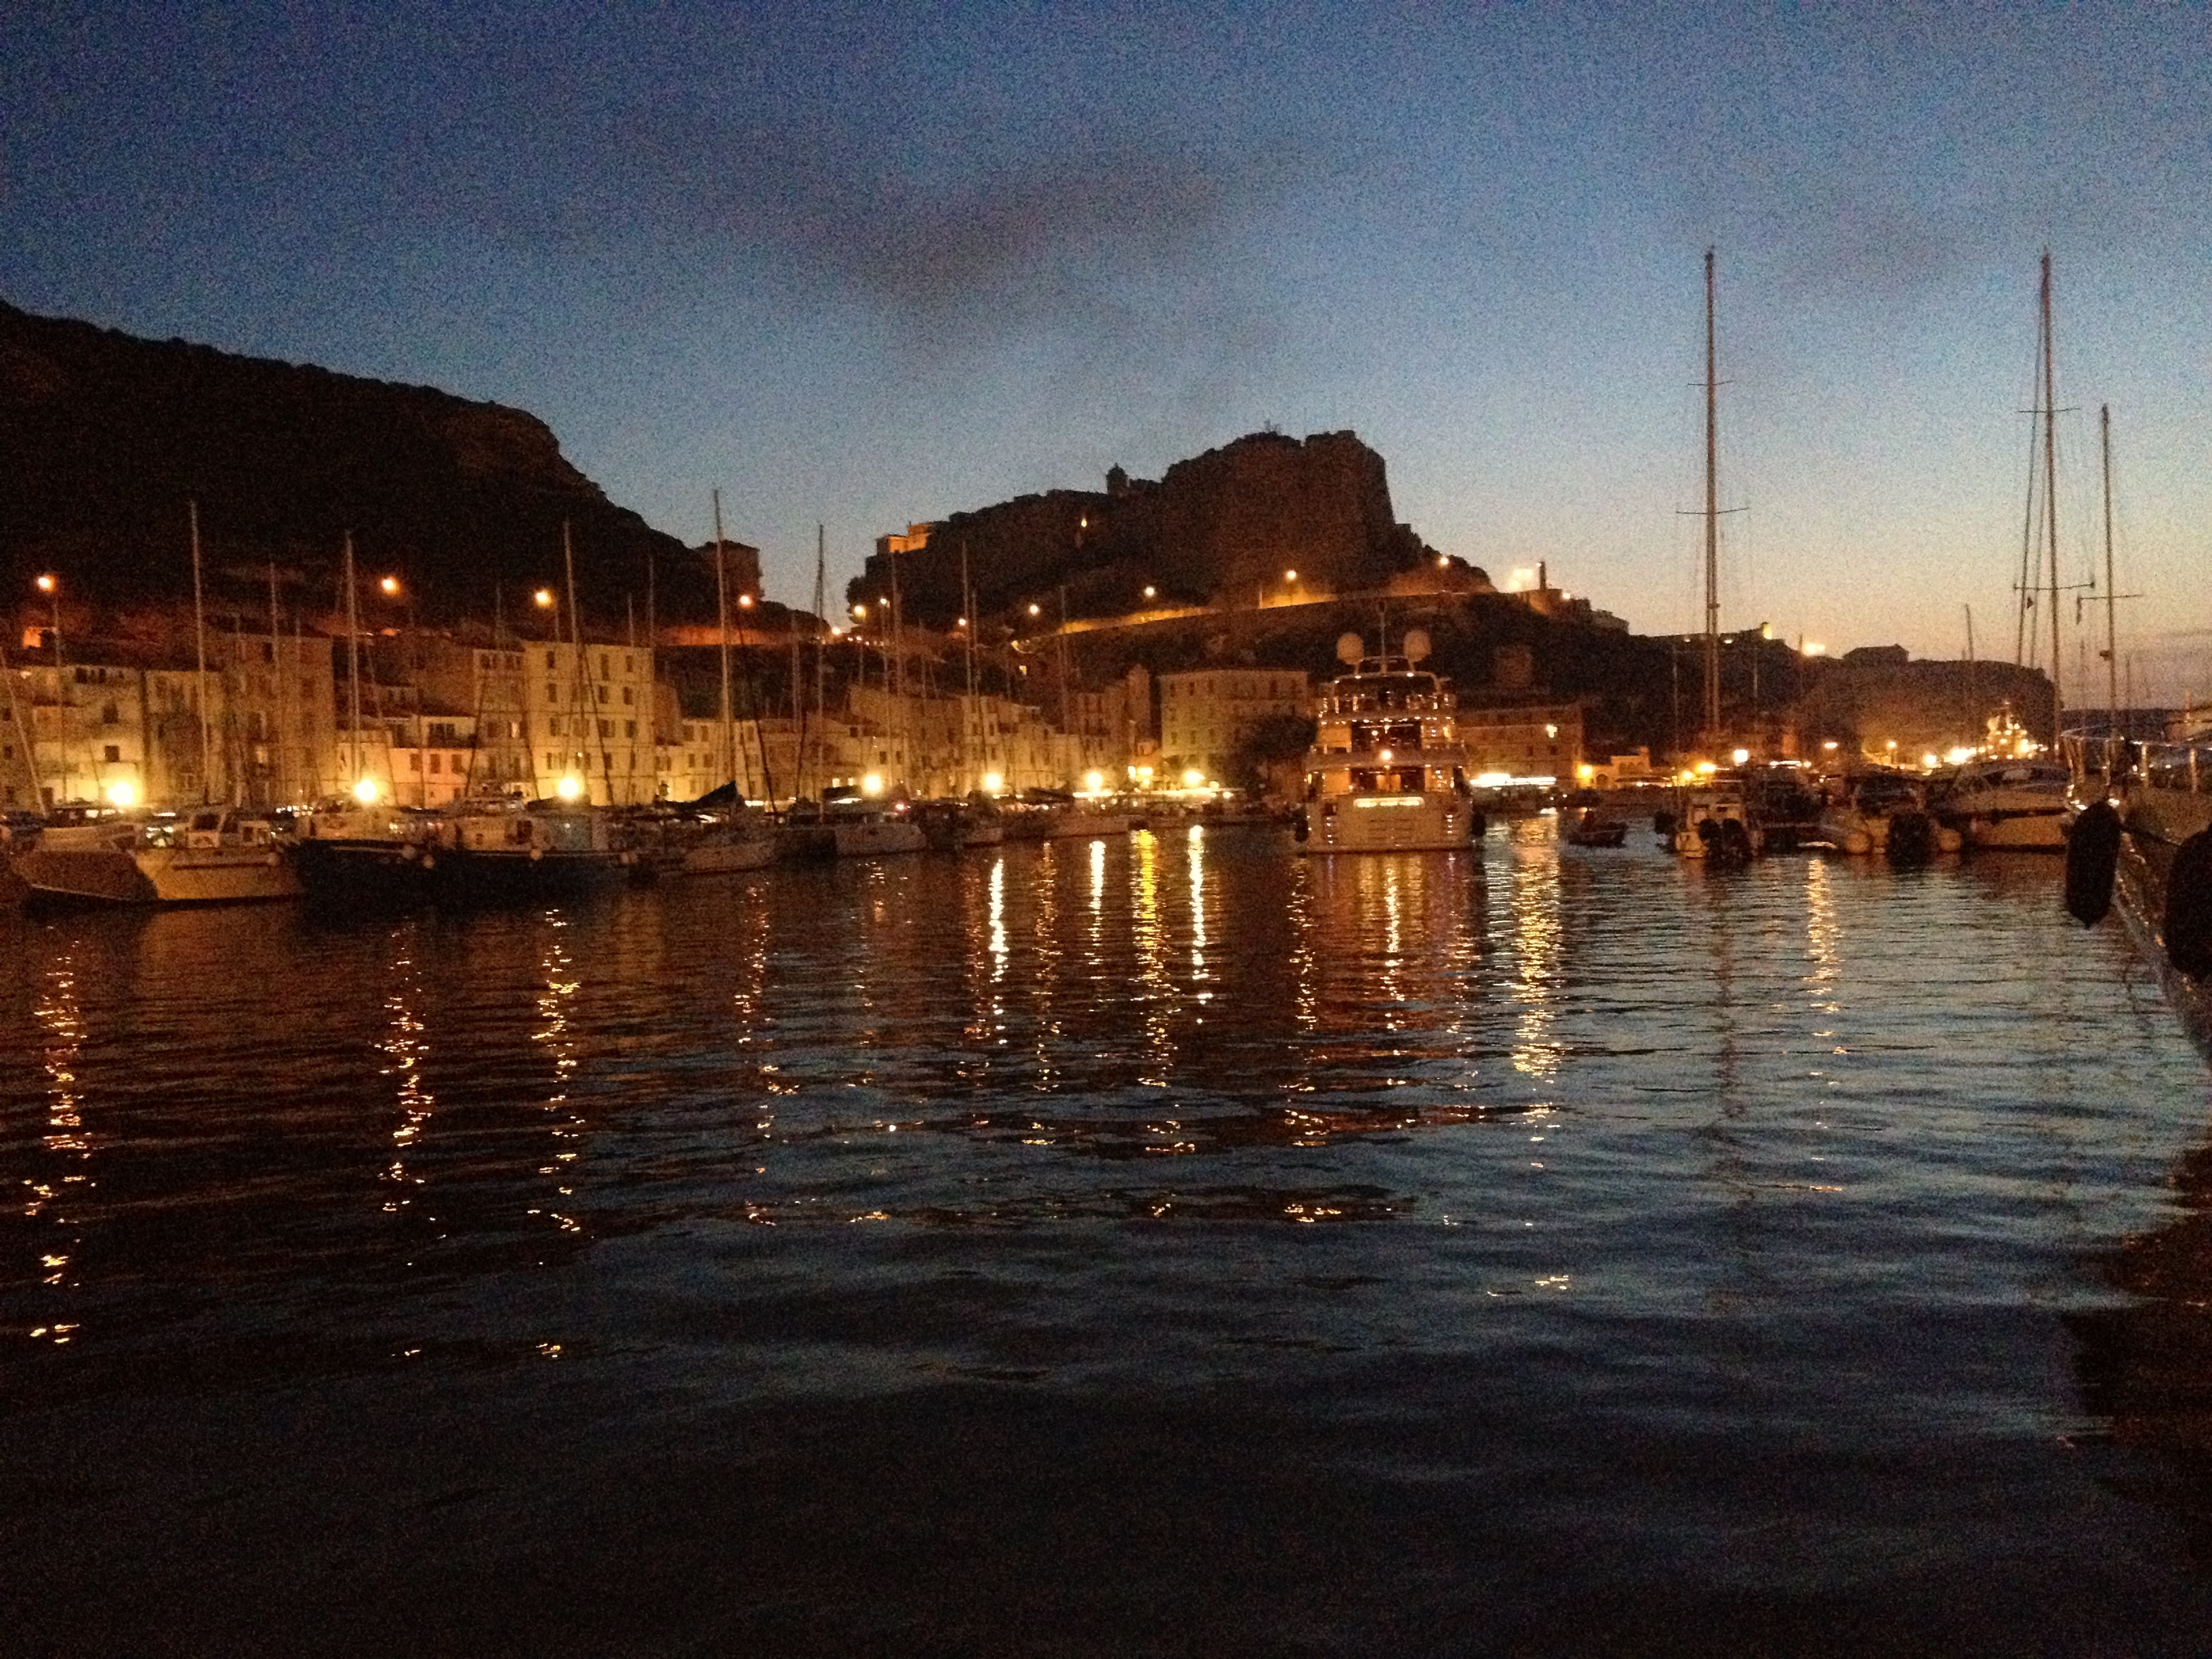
1670, 249, 1760, 862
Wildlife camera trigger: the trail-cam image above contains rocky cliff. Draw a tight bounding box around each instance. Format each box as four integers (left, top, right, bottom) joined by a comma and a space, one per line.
0, 300, 703, 633
849, 429, 1465, 626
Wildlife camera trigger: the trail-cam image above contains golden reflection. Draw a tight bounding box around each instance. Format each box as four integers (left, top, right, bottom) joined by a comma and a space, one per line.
1507, 838, 1564, 1078
30, 949, 90, 1304
1803, 855, 1841, 1017
1187, 824, 1209, 1002
377, 924, 434, 1218
1031, 843, 1063, 1089
531, 917, 586, 1240
1130, 830, 1174, 1084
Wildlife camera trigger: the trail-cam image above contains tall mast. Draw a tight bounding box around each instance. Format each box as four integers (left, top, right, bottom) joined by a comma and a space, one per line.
564, 519, 588, 793
344, 532, 362, 794
811, 525, 827, 799
2041, 251, 2062, 726
2102, 402, 2118, 732
1703, 247, 1721, 747
712, 490, 734, 795
2015, 316, 2043, 665
190, 500, 213, 803
268, 561, 286, 806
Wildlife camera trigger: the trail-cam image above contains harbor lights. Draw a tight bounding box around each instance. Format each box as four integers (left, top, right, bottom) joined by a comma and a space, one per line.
737, 593, 754, 609
1182, 768, 1206, 790
1143, 585, 1157, 600
861, 773, 884, 797
1284, 569, 1298, 583
1027, 602, 1042, 618
556, 775, 584, 802
35, 573, 56, 594
853, 602, 867, 620
106, 779, 138, 808
981, 771, 1005, 796
1378, 749, 1395, 763
379, 575, 401, 597
1732, 747, 1750, 765
352, 777, 380, 804
1082, 769, 1106, 795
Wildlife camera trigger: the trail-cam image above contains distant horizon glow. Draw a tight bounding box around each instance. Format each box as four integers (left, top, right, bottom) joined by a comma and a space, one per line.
5, 6, 2207, 699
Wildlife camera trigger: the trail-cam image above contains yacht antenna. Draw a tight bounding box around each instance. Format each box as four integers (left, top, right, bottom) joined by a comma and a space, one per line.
2101, 403, 2117, 733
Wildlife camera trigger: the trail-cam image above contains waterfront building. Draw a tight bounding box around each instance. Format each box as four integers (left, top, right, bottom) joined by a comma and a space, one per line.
7, 633, 336, 811
1158, 669, 1309, 782
1457, 700, 1584, 783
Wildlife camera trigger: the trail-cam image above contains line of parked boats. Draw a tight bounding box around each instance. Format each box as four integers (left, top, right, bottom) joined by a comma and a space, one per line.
0, 785, 1269, 912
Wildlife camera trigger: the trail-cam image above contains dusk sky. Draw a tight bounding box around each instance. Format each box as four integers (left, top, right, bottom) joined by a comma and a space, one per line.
8, 3, 2208, 696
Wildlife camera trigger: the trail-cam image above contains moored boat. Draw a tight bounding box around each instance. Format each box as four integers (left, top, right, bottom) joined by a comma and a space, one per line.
17, 806, 303, 906
2066, 729, 2212, 1057
1931, 757, 2072, 851
1297, 630, 1477, 855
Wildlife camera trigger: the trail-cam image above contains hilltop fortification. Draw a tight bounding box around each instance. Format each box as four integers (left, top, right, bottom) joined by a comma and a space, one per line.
850, 429, 1470, 626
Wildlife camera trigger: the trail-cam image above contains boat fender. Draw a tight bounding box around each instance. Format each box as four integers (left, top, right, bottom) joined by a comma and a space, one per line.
529, 846, 544, 861
401, 844, 418, 861
2165, 830, 2212, 980
1292, 813, 1309, 843
419, 853, 434, 870
1696, 816, 1718, 846
1470, 813, 1488, 840
2062, 799, 2121, 926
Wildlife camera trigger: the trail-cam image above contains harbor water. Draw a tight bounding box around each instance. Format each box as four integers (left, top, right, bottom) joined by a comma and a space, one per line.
6, 822, 2212, 1654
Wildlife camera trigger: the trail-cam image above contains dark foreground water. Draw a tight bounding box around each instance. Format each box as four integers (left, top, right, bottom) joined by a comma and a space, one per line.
6, 821, 2212, 1656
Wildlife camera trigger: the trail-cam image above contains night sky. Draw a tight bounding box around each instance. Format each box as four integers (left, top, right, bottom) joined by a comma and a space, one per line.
7, 4, 2207, 694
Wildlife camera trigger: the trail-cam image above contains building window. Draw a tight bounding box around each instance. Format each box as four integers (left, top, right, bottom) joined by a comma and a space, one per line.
103, 744, 121, 764
546, 651, 556, 670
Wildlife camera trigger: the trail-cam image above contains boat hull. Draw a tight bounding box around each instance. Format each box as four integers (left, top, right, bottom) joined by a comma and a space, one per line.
1300, 794, 1473, 854
681, 837, 775, 874
18, 843, 302, 905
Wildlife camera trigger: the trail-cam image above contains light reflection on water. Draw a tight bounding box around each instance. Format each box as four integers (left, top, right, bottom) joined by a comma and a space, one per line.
5, 824, 2212, 1650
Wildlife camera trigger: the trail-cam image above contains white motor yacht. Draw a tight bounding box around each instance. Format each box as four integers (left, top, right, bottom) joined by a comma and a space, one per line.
1298, 630, 1477, 855
1931, 758, 2072, 851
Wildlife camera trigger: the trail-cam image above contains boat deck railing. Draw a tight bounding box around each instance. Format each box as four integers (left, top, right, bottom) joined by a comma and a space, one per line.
2062, 731, 2210, 795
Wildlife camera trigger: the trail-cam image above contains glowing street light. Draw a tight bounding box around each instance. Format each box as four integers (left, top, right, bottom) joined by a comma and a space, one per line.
533, 588, 555, 609
1731, 747, 1750, 764
1082, 769, 1106, 793
853, 603, 867, 619
35, 573, 56, 595
861, 773, 884, 797
1182, 768, 1206, 789
352, 777, 380, 804
1284, 569, 1298, 582
1143, 585, 1156, 600
379, 575, 401, 597
981, 771, 1004, 795
556, 774, 584, 801
737, 593, 754, 609
1027, 602, 1042, 618
106, 778, 139, 808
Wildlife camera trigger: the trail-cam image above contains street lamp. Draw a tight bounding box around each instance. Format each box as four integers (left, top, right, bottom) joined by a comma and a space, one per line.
1027, 602, 1041, 618
379, 575, 401, 597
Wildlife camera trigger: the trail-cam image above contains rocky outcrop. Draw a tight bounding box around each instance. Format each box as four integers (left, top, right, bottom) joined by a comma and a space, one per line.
0, 300, 701, 632
850, 429, 1473, 626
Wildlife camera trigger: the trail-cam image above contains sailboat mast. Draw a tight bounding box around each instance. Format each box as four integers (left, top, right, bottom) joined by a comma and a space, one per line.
1702, 247, 1721, 747
812, 525, 827, 798
267, 562, 285, 806
712, 490, 734, 796
2041, 251, 2062, 727
190, 500, 213, 803
344, 532, 362, 794
564, 519, 587, 793
2102, 403, 2118, 732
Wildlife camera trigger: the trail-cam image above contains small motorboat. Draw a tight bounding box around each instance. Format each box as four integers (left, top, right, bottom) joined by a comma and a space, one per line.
1563, 808, 1627, 848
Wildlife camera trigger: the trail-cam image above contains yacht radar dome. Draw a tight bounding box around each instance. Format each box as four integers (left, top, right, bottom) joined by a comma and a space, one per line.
1336, 632, 1364, 665
1402, 629, 1431, 663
